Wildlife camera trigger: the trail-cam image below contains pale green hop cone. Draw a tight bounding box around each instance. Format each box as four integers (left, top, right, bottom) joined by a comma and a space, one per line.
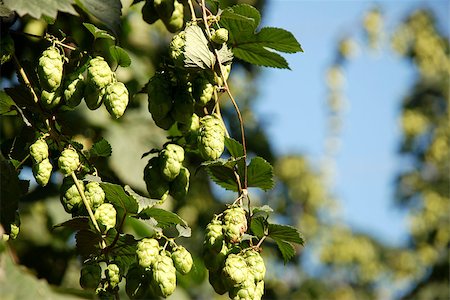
32, 158, 53, 186
38, 46, 63, 91
29, 138, 49, 163
104, 81, 129, 119
85, 182, 105, 209
136, 238, 160, 268
87, 57, 113, 89
151, 253, 177, 297
198, 115, 225, 160
171, 246, 193, 274
94, 203, 117, 231
58, 148, 80, 176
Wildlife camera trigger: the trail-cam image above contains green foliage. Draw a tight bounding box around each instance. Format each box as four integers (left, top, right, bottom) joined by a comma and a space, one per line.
219, 4, 302, 69
0, 0, 306, 298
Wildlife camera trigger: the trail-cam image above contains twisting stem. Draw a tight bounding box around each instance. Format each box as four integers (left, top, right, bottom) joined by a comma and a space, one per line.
221, 77, 248, 189
200, 0, 212, 39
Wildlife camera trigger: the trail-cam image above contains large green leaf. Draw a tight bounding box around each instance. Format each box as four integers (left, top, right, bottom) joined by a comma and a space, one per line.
250, 217, 266, 238
0, 91, 17, 116
184, 25, 215, 69
3, 0, 77, 19
273, 238, 295, 264
250, 27, 303, 53
75, 0, 122, 34
99, 182, 139, 215
247, 156, 274, 191
109, 46, 131, 67
219, 4, 302, 69
224, 137, 244, 158
89, 138, 112, 158
233, 45, 289, 69
137, 207, 188, 229
206, 163, 239, 192
268, 223, 304, 245
83, 23, 116, 41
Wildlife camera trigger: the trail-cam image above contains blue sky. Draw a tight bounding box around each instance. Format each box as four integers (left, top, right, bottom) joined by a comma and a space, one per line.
255, 0, 449, 246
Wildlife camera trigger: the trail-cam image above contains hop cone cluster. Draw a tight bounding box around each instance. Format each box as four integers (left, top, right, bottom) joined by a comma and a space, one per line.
30, 138, 53, 186
202, 208, 265, 299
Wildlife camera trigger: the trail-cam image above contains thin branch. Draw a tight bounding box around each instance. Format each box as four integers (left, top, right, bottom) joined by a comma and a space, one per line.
187, 0, 197, 22
13, 55, 39, 104
70, 172, 106, 249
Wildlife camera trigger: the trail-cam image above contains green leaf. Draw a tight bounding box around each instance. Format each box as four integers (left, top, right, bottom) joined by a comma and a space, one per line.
109, 45, 131, 67
233, 45, 289, 69
75, 229, 102, 257
247, 156, 274, 191
0, 154, 21, 234
137, 207, 188, 228
176, 223, 191, 238
184, 25, 214, 69
216, 44, 234, 65
250, 217, 266, 238
206, 164, 238, 192
268, 223, 304, 245
124, 185, 162, 211
273, 238, 295, 264
3, 0, 77, 20
83, 23, 116, 41
220, 4, 260, 38
75, 0, 122, 34
252, 27, 303, 53
107, 233, 137, 272
252, 205, 273, 219
219, 4, 301, 69
224, 137, 244, 158
0, 91, 17, 116
89, 138, 112, 157
99, 182, 139, 215
53, 216, 90, 230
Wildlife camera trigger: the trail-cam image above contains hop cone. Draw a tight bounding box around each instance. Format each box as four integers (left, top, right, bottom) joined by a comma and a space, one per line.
32, 158, 52, 186
60, 177, 84, 213
104, 81, 129, 118
144, 157, 170, 200
136, 238, 160, 268
243, 250, 266, 282
204, 218, 224, 251
38, 46, 63, 91
178, 113, 199, 133
223, 206, 247, 243
198, 115, 225, 160
152, 254, 177, 297
193, 76, 214, 106
106, 264, 121, 288
171, 246, 193, 274
211, 28, 229, 44
64, 73, 85, 108
160, 144, 184, 181
58, 148, 80, 176
169, 167, 190, 200
87, 57, 113, 89
80, 263, 101, 289
223, 254, 249, 286
85, 182, 105, 209
41, 89, 62, 110
94, 203, 117, 231
229, 278, 257, 300
29, 138, 48, 163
